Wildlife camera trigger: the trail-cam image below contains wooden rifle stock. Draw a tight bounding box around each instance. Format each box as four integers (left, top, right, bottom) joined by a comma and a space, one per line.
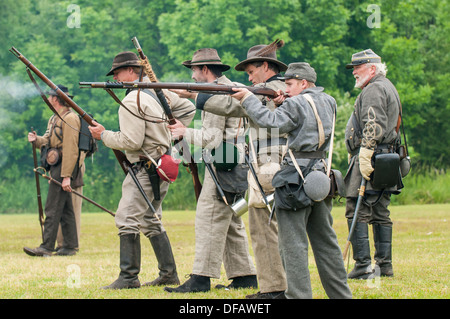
79, 81, 280, 98
10, 46, 130, 175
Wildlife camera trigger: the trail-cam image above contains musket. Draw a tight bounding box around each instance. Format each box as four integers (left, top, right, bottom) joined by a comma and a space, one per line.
130, 37, 202, 201
80, 81, 280, 98
34, 168, 115, 217
343, 178, 367, 261
9, 46, 131, 175
30, 127, 45, 241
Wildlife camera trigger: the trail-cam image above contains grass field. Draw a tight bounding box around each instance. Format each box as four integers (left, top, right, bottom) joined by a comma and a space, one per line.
0, 204, 448, 300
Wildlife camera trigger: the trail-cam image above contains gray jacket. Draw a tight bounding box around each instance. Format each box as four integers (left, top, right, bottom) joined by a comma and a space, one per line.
344, 74, 402, 197
242, 87, 336, 155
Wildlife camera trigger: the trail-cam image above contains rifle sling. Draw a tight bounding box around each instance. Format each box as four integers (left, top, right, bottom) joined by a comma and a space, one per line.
104, 88, 167, 123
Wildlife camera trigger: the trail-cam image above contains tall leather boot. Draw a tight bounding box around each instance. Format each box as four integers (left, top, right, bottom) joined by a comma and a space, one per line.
373, 224, 394, 277
347, 220, 373, 279
143, 232, 180, 286
102, 233, 141, 289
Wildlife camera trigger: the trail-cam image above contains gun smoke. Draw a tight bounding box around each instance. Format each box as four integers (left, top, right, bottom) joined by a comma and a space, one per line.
0, 74, 41, 113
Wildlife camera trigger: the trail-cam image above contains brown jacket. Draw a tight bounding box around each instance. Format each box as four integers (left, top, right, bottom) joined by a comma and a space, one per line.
35, 107, 83, 178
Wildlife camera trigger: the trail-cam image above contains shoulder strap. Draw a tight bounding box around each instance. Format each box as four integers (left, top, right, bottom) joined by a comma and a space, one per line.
303, 94, 325, 149
104, 88, 166, 123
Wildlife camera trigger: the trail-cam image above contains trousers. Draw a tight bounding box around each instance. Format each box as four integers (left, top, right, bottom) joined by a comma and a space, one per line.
193, 169, 256, 279
277, 198, 352, 299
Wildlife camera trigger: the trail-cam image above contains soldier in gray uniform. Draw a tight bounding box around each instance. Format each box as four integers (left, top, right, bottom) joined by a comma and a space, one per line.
344, 49, 402, 279
164, 48, 257, 293
233, 62, 352, 299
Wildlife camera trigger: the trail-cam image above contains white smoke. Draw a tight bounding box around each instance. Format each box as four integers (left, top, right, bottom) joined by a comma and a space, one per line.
0, 75, 42, 169
0, 74, 41, 111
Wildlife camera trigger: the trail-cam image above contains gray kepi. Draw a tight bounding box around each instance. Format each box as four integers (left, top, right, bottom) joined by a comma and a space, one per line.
279, 62, 317, 83
345, 48, 381, 69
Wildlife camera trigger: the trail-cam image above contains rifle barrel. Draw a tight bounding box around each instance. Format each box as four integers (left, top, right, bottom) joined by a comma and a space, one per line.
79, 81, 279, 98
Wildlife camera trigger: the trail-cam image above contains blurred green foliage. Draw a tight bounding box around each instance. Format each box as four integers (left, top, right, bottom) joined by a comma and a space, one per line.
0, 0, 448, 213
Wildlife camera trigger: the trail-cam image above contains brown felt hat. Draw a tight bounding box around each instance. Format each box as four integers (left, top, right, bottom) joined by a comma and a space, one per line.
182, 48, 230, 71
106, 51, 142, 76
235, 39, 288, 72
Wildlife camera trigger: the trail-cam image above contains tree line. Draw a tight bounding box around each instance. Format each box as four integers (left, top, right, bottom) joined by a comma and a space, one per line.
0, 0, 448, 212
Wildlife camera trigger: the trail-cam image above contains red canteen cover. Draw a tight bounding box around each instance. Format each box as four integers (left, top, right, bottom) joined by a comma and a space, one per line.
157, 154, 180, 182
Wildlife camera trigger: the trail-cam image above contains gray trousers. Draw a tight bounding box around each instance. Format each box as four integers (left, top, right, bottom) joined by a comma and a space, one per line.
345, 192, 392, 226
277, 198, 352, 299
115, 166, 168, 237
193, 169, 256, 279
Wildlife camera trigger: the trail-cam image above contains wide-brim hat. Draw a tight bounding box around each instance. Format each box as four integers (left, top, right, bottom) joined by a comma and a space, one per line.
235, 39, 288, 72
346, 49, 382, 69
278, 62, 317, 83
182, 48, 230, 71
47, 84, 73, 99
106, 51, 142, 76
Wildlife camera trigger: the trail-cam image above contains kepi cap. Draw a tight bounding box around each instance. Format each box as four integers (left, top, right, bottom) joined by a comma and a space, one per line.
346, 49, 381, 69
278, 62, 317, 83
47, 84, 73, 99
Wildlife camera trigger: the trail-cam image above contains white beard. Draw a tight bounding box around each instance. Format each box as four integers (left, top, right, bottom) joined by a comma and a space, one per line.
354, 73, 371, 89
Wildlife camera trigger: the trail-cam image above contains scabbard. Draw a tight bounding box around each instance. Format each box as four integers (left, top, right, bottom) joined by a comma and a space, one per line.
125, 162, 159, 218
143, 162, 161, 201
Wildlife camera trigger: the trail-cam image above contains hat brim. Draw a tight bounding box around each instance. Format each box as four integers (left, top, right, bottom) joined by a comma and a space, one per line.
345, 58, 382, 69
235, 57, 288, 72
106, 62, 142, 76
182, 60, 230, 71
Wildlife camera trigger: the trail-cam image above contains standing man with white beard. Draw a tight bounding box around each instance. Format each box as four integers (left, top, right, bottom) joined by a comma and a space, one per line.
344, 49, 403, 279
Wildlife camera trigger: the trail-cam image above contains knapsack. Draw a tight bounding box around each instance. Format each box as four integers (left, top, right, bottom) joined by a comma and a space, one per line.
78, 115, 97, 157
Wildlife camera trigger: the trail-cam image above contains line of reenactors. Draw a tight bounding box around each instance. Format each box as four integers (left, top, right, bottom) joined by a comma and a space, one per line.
22, 40, 407, 299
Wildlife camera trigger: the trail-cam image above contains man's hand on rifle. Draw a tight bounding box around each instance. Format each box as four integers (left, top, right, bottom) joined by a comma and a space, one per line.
88, 120, 105, 140
273, 89, 287, 106
169, 89, 198, 100
28, 131, 37, 143
231, 87, 253, 102
167, 119, 186, 140
61, 177, 72, 192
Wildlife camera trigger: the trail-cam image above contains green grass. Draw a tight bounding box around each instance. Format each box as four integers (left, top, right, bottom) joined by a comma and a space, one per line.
0, 204, 449, 299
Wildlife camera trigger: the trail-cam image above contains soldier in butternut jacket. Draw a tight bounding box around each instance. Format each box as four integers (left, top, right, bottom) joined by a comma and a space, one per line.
24, 85, 83, 257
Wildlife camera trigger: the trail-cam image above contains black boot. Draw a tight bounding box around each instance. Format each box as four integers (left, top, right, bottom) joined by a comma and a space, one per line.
373, 224, 394, 277
347, 220, 373, 279
143, 232, 180, 286
102, 234, 141, 289
216, 275, 258, 289
164, 274, 210, 293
